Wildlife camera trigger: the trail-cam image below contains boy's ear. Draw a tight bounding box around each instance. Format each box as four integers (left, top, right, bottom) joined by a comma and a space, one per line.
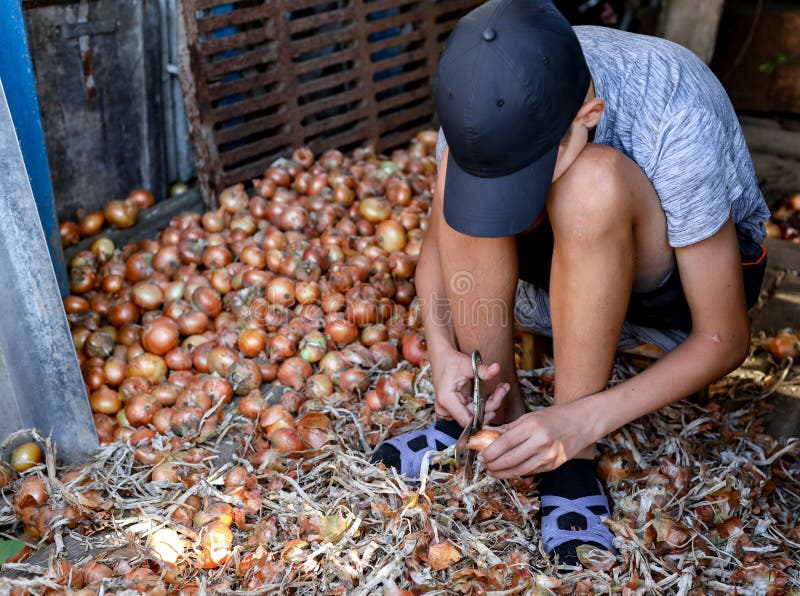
575, 98, 605, 129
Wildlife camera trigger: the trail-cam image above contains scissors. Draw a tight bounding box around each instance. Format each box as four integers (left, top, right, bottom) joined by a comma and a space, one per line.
454, 350, 486, 481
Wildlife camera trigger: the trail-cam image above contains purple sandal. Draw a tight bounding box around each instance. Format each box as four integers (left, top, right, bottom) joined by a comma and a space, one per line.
540, 493, 617, 564
370, 419, 463, 478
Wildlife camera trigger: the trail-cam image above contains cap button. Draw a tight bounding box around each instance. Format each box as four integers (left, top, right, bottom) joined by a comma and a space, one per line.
482, 28, 496, 42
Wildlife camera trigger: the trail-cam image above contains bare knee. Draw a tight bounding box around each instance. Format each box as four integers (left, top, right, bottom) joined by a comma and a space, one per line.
547, 144, 645, 243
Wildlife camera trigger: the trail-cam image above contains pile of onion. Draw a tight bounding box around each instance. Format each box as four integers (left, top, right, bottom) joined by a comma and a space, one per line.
59, 189, 155, 247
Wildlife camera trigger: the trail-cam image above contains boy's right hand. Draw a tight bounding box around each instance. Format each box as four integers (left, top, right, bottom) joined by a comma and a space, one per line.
431, 347, 510, 428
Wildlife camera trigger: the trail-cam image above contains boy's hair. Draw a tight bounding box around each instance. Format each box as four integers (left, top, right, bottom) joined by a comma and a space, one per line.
560, 126, 572, 147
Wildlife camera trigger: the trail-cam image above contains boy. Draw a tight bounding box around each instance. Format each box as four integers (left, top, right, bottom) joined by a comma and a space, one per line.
371, 0, 770, 565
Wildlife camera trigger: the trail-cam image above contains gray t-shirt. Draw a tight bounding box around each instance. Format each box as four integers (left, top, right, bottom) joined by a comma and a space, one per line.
436, 26, 770, 247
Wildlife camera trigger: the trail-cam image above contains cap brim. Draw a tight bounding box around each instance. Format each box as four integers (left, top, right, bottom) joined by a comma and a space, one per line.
442, 145, 558, 238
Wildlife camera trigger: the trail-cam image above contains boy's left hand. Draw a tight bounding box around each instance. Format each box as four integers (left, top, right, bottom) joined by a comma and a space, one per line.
478, 401, 596, 478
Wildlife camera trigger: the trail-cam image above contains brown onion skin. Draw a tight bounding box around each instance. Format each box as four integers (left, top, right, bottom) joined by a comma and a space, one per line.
142, 317, 180, 355
125, 393, 161, 426
338, 368, 369, 395
227, 359, 263, 396
402, 331, 427, 366
277, 357, 312, 390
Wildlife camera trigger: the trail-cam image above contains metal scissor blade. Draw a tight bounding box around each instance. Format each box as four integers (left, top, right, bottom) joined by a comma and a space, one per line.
455, 350, 484, 480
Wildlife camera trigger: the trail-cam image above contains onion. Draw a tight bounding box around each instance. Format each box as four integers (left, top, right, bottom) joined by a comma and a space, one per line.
401, 331, 426, 366
767, 332, 797, 360
265, 166, 291, 188
361, 324, 388, 346
298, 330, 327, 363
365, 390, 383, 411
207, 346, 237, 377
385, 176, 412, 206
60, 221, 81, 246
238, 328, 268, 357
10, 441, 43, 472
69, 267, 96, 294
270, 427, 305, 454
319, 351, 348, 382
237, 390, 265, 420
89, 237, 114, 264
277, 389, 303, 413
321, 292, 347, 314
151, 462, 180, 484
269, 333, 297, 362
82, 561, 113, 585
259, 404, 295, 436
192, 287, 222, 318
370, 341, 400, 370
50, 559, 84, 589
218, 183, 249, 213
178, 310, 209, 336
85, 331, 115, 359
64, 295, 90, 314
279, 205, 309, 231
89, 385, 122, 414
597, 450, 634, 484
125, 393, 161, 426
346, 299, 378, 327
295, 281, 321, 305
277, 357, 312, 390
267, 277, 296, 307
305, 373, 334, 399
13, 477, 48, 517
359, 197, 391, 223
325, 317, 358, 347
376, 219, 407, 252
338, 368, 369, 395
465, 429, 502, 452
203, 245, 232, 269
128, 353, 168, 383
201, 521, 233, 568
165, 347, 192, 371
227, 359, 263, 395
296, 412, 331, 449
130, 282, 163, 311
127, 188, 155, 210
142, 317, 180, 355
103, 358, 127, 387
104, 199, 139, 229
171, 405, 205, 436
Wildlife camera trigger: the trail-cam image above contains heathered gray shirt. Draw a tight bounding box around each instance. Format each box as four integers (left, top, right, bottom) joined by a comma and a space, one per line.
437, 26, 770, 247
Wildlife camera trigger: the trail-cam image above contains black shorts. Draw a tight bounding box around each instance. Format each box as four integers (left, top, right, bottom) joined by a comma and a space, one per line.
516, 218, 767, 332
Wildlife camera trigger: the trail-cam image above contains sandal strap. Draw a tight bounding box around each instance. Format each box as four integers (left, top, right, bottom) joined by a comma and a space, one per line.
540, 494, 616, 553
384, 425, 458, 478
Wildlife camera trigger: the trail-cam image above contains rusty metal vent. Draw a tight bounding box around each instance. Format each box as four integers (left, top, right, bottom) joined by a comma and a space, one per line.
177, 0, 481, 204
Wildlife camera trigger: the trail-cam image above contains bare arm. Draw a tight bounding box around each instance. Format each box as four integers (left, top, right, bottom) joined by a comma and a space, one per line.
482, 218, 750, 476
416, 148, 457, 358
416, 147, 509, 426
586, 217, 750, 438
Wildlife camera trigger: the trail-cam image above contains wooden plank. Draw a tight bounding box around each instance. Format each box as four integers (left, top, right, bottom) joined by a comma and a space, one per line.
741, 122, 800, 160
197, 7, 276, 34
658, 0, 725, 63
207, 70, 282, 102
64, 190, 205, 260
214, 109, 288, 145
764, 238, 800, 272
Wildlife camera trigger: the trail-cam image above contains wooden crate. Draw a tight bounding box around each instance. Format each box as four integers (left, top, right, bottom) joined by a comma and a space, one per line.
177, 0, 481, 205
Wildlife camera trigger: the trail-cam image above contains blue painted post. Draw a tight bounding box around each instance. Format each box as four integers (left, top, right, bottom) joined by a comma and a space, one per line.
0, 0, 69, 295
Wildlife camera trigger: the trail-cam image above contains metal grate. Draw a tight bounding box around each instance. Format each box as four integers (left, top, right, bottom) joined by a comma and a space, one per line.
177, 0, 481, 204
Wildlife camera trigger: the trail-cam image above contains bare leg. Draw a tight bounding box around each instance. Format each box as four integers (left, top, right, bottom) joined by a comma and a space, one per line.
547, 144, 672, 459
